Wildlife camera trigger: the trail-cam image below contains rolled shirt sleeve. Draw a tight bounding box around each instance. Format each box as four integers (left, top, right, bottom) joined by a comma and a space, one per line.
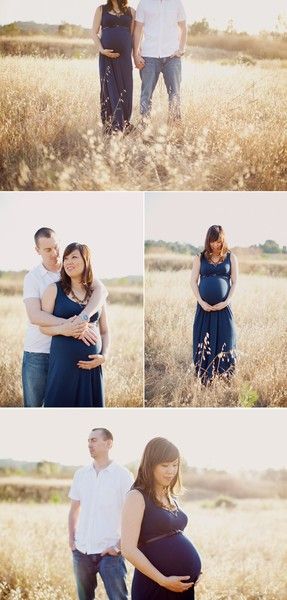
177, 0, 186, 22
69, 470, 81, 501
23, 272, 41, 300
135, 0, 145, 23
120, 468, 134, 504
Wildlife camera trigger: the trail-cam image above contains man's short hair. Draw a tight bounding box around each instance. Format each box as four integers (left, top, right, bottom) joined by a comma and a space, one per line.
34, 227, 56, 246
91, 428, 113, 441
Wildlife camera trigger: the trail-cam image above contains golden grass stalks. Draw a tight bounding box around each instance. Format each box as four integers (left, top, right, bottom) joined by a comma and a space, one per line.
0, 500, 286, 599
1, 57, 286, 190
145, 271, 287, 407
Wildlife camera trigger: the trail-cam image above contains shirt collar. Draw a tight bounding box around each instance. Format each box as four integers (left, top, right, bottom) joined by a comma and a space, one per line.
38, 262, 60, 278
89, 460, 115, 473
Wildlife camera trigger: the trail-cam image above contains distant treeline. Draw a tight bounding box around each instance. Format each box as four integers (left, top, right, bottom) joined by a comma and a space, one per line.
0, 462, 286, 502
0, 273, 143, 304
1, 18, 287, 39
1, 20, 287, 62
145, 239, 287, 255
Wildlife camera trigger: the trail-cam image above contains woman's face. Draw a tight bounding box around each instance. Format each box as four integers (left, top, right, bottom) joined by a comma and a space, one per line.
63, 249, 85, 279
210, 238, 223, 253
153, 458, 179, 489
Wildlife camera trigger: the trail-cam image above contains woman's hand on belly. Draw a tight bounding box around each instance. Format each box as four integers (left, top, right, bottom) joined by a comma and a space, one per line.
77, 354, 106, 370
100, 48, 120, 58
199, 299, 213, 312
211, 301, 228, 311
161, 575, 194, 592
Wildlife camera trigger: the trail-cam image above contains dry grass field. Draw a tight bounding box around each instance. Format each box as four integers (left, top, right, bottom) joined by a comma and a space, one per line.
0, 499, 286, 599
0, 294, 143, 407
0, 53, 286, 191
145, 267, 287, 407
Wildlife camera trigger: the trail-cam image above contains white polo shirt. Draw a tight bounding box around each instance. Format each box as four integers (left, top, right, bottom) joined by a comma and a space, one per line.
69, 462, 134, 554
136, 0, 186, 58
23, 263, 60, 353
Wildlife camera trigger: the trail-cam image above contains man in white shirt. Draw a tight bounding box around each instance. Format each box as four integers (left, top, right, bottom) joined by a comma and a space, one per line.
69, 428, 133, 600
22, 227, 107, 407
133, 0, 187, 122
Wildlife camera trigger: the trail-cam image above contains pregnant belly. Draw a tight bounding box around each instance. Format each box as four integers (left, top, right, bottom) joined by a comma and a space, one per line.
101, 28, 131, 55
199, 276, 230, 305
143, 533, 201, 584
51, 336, 102, 362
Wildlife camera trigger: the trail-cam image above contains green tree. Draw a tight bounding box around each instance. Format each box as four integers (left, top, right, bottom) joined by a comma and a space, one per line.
261, 239, 280, 254
189, 19, 210, 36
0, 22, 22, 36
36, 461, 61, 477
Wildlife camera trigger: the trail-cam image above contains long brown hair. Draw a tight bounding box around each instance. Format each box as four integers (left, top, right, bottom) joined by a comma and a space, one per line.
60, 242, 94, 297
133, 437, 182, 507
203, 225, 229, 260
106, 0, 129, 13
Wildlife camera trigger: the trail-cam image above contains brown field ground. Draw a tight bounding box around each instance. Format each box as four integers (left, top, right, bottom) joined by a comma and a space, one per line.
0, 499, 286, 599
0, 49, 286, 191
145, 257, 287, 407
0, 290, 143, 407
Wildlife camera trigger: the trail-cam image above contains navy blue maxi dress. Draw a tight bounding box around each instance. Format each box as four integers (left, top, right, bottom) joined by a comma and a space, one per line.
43, 282, 104, 408
193, 252, 236, 382
132, 492, 201, 599
99, 5, 133, 131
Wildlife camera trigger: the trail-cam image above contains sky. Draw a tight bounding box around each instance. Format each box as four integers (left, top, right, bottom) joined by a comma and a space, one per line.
145, 192, 287, 248
0, 0, 286, 34
0, 192, 143, 278
0, 408, 286, 472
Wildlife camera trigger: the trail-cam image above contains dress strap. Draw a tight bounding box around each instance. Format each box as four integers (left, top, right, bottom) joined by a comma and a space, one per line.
143, 530, 182, 545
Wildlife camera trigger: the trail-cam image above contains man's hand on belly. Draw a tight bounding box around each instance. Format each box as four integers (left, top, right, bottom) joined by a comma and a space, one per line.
76, 324, 99, 346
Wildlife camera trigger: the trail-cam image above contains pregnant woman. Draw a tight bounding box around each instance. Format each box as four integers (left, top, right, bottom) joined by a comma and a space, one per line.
40, 243, 109, 408
191, 225, 238, 383
92, 0, 135, 132
122, 437, 202, 599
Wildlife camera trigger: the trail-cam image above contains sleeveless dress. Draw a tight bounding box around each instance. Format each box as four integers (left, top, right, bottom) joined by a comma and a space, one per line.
193, 252, 236, 382
43, 282, 104, 408
99, 5, 133, 131
132, 492, 201, 599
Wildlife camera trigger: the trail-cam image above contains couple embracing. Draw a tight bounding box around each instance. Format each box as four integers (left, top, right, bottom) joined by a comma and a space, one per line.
92, 0, 187, 132
22, 228, 109, 408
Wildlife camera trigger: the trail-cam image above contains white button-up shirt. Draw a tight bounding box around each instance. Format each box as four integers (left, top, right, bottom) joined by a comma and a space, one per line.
69, 462, 134, 554
23, 263, 60, 353
136, 0, 186, 58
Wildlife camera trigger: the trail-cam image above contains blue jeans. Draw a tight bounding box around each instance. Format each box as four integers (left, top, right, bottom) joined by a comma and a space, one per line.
72, 550, 128, 600
22, 351, 50, 407
140, 56, 182, 119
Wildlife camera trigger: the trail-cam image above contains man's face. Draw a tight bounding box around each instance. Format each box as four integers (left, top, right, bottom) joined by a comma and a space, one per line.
35, 234, 61, 271
88, 430, 112, 460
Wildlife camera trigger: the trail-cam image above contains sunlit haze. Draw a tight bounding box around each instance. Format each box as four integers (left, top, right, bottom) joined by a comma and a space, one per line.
0, 409, 286, 472
0, 192, 143, 278
145, 192, 287, 248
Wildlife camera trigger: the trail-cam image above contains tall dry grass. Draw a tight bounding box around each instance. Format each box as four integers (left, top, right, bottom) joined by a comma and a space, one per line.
0, 56, 286, 190
0, 500, 286, 599
145, 270, 287, 407
0, 296, 143, 407
1, 33, 287, 61
145, 253, 287, 276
